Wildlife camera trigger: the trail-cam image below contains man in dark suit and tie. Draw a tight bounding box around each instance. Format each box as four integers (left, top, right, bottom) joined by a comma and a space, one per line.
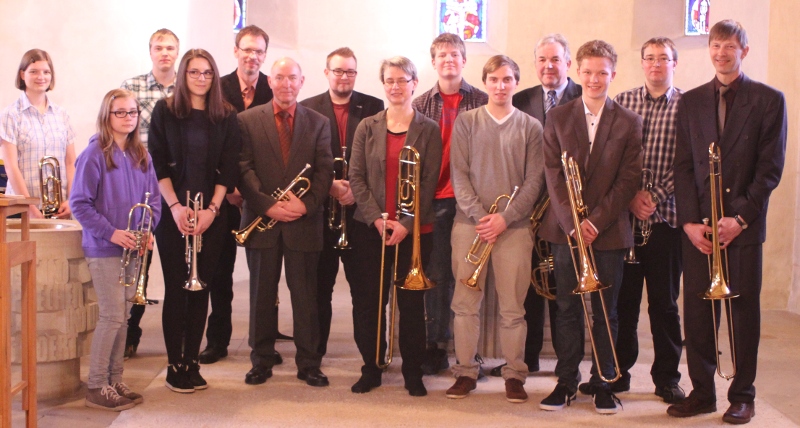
238, 57, 334, 387
299, 47, 384, 358
489, 33, 582, 378
668, 20, 786, 425
200, 25, 288, 365
538, 40, 642, 415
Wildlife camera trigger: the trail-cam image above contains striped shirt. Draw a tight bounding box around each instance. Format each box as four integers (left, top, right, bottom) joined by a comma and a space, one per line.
121, 71, 174, 147
0, 92, 74, 199
614, 85, 683, 227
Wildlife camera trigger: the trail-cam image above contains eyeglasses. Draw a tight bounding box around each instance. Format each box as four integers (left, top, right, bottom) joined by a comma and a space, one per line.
383, 78, 412, 88
111, 110, 140, 118
642, 57, 674, 65
187, 70, 215, 80
239, 48, 266, 58
330, 69, 357, 77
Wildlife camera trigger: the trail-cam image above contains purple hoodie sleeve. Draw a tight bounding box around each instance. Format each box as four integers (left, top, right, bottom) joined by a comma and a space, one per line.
70, 144, 118, 243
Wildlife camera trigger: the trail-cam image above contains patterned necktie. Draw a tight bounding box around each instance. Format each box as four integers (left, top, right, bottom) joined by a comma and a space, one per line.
277, 110, 292, 163
718, 86, 728, 136
242, 86, 254, 110
545, 90, 557, 115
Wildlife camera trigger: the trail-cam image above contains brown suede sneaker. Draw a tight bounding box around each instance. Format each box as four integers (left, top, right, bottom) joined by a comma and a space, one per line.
505, 378, 528, 403
85, 385, 135, 411
112, 382, 143, 404
445, 376, 477, 399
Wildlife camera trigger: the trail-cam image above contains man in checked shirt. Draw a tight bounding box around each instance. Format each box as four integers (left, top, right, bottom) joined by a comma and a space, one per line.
595, 37, 684, 404
119, 28, 179, 359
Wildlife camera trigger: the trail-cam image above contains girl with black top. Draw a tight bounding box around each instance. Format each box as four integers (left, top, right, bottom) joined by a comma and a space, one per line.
148, 49, 241, 393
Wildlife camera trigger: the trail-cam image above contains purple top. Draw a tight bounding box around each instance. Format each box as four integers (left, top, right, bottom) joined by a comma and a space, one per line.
70, 134, 161, 257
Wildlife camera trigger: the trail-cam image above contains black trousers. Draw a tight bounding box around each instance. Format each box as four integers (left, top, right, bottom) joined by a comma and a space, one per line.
316, 213, 358, 356
246, 236, 321, 371
349, 221, 430, 382
204, 202, 238, 350
523, 243, 558, 369
682, 235, 762, 403
155, 201, 225, 365
616, 222, 683, 388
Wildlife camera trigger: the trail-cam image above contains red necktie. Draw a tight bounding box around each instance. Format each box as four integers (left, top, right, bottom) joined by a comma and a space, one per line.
277, 110, 292, 163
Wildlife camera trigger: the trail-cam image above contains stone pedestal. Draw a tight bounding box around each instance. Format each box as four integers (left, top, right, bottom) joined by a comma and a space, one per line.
8, 219, 97, 400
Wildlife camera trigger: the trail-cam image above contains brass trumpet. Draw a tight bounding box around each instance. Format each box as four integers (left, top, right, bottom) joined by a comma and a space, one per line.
119, 192, 154, 305
328, 147, 350, 250
39, 156, 62, 218
184, 191, 206, 291
530, 192, 556, 300
562, 151, 621, 383
460, 186, 520, 291
232, 163, 311, 245
624, 168, 656, 264
701, 142, 738, 380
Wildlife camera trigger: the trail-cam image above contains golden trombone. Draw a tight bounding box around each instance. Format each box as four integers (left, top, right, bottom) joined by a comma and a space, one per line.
232, 163, 311, 245
701, 142, 738, 380
119, 192, 154, 305
562, 151, 621, 383
460, 186, 519, 291
39, 155, 62, 218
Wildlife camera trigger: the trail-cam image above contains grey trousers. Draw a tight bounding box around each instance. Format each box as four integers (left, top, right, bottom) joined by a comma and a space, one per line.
87, 256, 134, 389
450, 222, 533, 382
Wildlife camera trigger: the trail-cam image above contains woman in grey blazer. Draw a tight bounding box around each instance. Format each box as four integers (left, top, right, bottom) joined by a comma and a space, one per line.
348, 56, 442, 397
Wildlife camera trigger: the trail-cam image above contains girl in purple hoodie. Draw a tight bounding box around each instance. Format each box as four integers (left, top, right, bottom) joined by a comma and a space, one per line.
70, 89, 161, 411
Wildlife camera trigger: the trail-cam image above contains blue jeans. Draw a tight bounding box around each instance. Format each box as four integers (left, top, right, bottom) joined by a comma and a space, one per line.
87, 257, 134, 389
424, 198, 456, 346
551, 243, 624, 390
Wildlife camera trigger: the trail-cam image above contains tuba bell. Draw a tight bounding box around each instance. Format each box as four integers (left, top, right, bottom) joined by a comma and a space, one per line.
39, 156, 63, 218
701, 142, 738, 380
119, 192, 154, 305
562, 151, 621, 383
460, 186, 520, 291
184, 191, 206, 291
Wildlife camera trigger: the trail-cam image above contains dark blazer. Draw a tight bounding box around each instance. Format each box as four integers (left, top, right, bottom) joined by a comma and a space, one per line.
220, 70, 273, 113
539, 97, 643, 250
238, 102, 334, 251
674, 74, 786, 245
512, 78, 582, 125
148, 99, 241, 195
349, 109, 443, 233
300, 90, 385, 162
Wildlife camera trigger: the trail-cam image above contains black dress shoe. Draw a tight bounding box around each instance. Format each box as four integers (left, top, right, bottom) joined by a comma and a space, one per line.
723, 401, 755, 425
273, 350, 283, 365
655, 383, 686, 404
198, 347, 228, 365
404, 379, 427, 397
245, 366, 272, 385
667, 393, 717, 418
351, 376, 381, 393
297, 367, 329, 387
276, 332, 294, 342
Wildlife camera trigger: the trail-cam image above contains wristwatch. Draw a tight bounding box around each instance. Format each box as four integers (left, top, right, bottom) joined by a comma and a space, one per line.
734, 214, 748, 230
208, 202, 220, 217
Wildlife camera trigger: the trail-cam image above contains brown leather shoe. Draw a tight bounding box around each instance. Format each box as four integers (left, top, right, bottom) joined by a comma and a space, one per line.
667, 393, 717, 418
445, 376, 477, 399
723, 401, 755, 425
505, 378, 528, 403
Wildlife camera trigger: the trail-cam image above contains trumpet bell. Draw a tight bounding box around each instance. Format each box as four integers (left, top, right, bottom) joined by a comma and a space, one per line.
184, 277, 207, 291
128, 287, 148, 305
624, 246, 640, 264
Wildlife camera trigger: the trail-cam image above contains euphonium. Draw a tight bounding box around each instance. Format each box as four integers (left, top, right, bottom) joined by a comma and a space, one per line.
460, 186, 520, 291
232, 163, 312, 245
394, 146, 435, 291
701, 142, 738, 380
184, 191, 206, 291
562, 151, 621, 383
120, 192, 154, 305
624, 168, 656, 264
328, 147, 351, 250
529, 192, 556, 300
39, 156, 63, 218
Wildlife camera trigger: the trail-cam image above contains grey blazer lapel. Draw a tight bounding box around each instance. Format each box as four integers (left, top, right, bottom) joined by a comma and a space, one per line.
698, 81, 719, 147
403, 111, 426, 150
258, 103, 285, 169
568, 100, 591, 171
586, 98, 616, 181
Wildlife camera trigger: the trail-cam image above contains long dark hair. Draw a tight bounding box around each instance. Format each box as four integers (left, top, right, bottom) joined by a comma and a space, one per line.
95, 89, 148, 172
166, 49, 233, 123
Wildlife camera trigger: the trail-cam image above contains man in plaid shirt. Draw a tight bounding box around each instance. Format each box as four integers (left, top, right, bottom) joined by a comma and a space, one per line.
606, 37, 684, 404
412, 33, 488, 375
121, 28, 179, 148
119, 28, 179, 359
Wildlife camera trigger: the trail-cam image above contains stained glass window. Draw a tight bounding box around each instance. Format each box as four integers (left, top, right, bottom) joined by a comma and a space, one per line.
234, 0, 246, 33
437, 0, 487, 43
